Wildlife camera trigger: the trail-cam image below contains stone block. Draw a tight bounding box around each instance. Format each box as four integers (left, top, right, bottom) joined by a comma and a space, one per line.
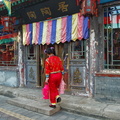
103, 104, 120, 120
7, 97, 61, 116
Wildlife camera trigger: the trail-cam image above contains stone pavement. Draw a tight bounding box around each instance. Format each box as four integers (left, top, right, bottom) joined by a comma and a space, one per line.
0, 85, 120, 120
0, 95, 104, 120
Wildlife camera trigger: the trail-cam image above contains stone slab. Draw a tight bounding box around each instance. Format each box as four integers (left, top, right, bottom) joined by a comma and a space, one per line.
60, 97, 107, 117
103, 104, 120, 120
7, 97, 61, 116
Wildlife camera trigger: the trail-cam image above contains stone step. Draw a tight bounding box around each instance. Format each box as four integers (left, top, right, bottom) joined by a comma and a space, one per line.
7, 97, 61, 116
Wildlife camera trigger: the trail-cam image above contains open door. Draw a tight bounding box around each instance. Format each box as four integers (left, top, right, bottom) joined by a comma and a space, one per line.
55, 43, 69, 90
39, 43, 69, 89
39, 45, 48, 87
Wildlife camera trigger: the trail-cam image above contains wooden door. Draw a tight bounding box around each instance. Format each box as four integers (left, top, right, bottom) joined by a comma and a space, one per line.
69, 40, 87, 94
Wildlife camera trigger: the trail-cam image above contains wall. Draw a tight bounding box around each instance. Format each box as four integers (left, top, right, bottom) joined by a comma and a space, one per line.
0, 70, 19, 87
95, 75, 120, 103
94, 2, 120, 104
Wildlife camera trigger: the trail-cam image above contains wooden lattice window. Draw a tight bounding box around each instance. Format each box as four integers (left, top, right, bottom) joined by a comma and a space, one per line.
0, 41, 18, 66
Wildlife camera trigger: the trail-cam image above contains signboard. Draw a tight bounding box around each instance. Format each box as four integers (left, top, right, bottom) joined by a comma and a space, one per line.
100, 0, 119, 4
19, 0, 80, 24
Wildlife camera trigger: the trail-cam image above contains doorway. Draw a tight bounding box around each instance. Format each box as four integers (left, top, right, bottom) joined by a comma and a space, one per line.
24, 40, 87, 92
39, 43, 69, 89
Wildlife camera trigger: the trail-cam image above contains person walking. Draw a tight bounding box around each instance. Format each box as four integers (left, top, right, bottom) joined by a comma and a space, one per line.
44, 47, 64, 108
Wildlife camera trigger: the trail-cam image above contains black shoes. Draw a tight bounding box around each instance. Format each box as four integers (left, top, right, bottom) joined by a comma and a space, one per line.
57, 97, 61, 103
49, 104, 56, 108
49, 97, 61, 108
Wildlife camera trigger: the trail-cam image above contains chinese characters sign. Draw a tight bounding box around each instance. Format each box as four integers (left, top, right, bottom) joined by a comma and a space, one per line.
58, 2, 68, 12
19, 0, 80, 24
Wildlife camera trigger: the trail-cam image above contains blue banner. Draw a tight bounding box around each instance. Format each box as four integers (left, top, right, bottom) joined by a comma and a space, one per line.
100, 0, 119, 4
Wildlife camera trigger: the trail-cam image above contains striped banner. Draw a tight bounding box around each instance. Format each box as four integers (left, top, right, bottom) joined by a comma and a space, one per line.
26, 24, 30, 45
22, 25, 26, 45
22, 13, 89, 45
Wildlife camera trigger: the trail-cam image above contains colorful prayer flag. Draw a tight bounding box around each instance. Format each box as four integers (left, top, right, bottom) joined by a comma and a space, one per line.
22, 13, 88, 45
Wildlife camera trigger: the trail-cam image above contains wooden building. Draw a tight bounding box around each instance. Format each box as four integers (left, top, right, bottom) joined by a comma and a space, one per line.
0, 0, 120, 102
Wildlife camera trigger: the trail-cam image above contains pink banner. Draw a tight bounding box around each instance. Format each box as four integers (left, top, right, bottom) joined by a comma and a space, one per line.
46, 21, 52, 45
61, 17, 67, 43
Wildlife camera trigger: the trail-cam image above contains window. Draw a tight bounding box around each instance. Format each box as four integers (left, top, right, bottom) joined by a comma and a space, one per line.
104, 5, 120, 69
26, 45, 36, 60
70, 40, 86, 60
0, 41, 18, 66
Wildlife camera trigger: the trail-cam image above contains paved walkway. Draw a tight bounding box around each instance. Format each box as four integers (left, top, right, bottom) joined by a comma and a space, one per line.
0, 95, 104, 120
0, 85, 120, 120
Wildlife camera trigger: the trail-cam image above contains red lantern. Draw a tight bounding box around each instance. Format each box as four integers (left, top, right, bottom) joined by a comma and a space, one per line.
1, 16, 16, 32
80, 0, 99, 17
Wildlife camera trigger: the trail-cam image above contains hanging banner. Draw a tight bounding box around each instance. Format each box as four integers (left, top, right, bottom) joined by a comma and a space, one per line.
22, 13, 89, 45
19, 0, 80, 24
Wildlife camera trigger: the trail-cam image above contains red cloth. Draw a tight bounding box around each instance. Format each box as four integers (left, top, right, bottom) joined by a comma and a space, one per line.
45, 55, 64, 76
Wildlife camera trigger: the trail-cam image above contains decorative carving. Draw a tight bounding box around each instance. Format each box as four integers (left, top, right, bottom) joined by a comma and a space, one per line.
73, 68, 82, 83
1, 16, 16, 32
80, 0, 99, 17
71, 86, 84, 90
29, 67, 35, 80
